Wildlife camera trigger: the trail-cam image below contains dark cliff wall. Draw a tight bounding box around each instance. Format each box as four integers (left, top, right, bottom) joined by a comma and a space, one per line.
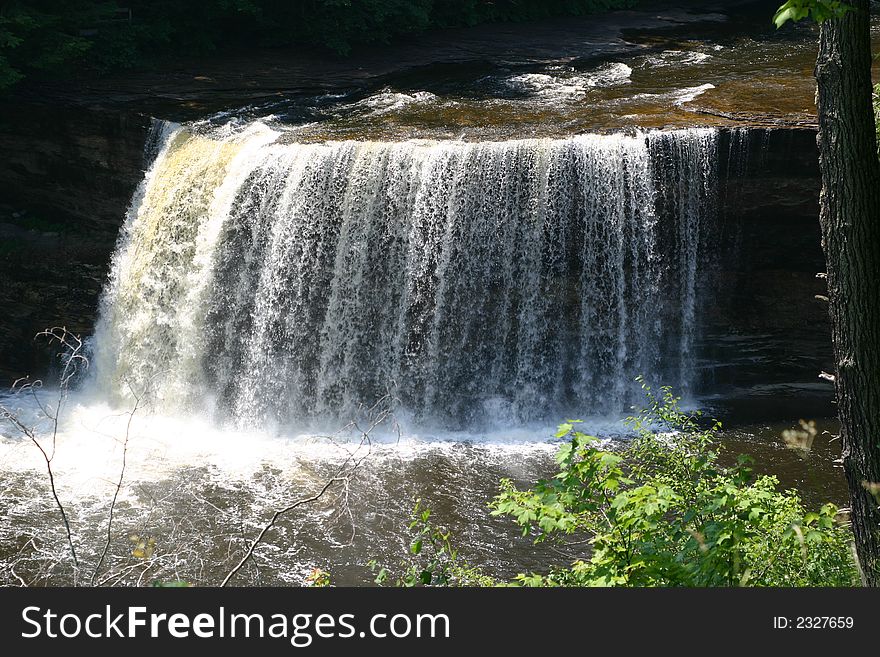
0, 101, 151, 380
702, 128, 833, 418
0, 102, 151, 227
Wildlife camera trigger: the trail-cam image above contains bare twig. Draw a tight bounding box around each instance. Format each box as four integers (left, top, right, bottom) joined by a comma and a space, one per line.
91, 385, 141, 586
220, 475, 348, 587
220, 396, 396, 587
0, 327, 88, 570
8, 562, 27, 587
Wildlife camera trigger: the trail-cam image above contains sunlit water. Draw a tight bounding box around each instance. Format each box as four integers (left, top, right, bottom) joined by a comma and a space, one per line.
0, 387, 614, 586
93, 122, 716, 428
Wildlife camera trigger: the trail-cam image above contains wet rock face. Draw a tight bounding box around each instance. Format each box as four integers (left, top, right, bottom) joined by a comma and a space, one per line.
0, 207, 114, 382
701, 128, 831, 410
0, 103, 150, 382
0, 102, 151, 228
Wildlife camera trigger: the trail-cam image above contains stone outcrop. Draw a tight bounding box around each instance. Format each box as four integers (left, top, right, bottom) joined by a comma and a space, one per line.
701, 128, 832, 415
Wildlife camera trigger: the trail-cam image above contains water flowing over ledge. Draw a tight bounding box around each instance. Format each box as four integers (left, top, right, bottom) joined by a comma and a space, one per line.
93, 122, 718, 431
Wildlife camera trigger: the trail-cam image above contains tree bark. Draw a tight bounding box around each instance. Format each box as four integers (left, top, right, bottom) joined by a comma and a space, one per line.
815, 0, 880, 585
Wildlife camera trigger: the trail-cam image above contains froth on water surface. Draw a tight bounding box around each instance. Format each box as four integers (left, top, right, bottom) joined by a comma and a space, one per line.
0, 386, 597, 586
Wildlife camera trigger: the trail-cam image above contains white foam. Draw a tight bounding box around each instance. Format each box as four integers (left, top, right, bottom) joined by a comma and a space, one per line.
0, 381, 660, 511
632, 83, 715, 107
354, 90, 438, 115
506, 63, 632, 102
673, 83, 716, 105
642, 50, 713, 68
90, 125, 716, 426
0, 389, 592, 496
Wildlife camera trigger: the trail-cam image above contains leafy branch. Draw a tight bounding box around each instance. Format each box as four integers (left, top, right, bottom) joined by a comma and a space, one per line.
773, 0, 853, 28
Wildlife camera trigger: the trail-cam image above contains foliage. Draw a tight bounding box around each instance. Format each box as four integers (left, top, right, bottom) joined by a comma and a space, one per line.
0, 1, 113, 89
874, 82, 880, 155
773, 0, 852, 28
490, 384, 858, 586
304, 567, 331, 587
151, 579, 191, 587
369, 499, 496, 587
372, 386, 857, 587
0, 0, 637, 90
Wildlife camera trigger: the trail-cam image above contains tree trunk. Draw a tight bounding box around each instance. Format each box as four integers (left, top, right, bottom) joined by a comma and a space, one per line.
815, 0, 880, 585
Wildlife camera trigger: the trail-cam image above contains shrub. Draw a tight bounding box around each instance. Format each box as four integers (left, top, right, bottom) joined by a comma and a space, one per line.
873, 82, 880, 156
370, 499, 497, 587
490, 384, 858, 586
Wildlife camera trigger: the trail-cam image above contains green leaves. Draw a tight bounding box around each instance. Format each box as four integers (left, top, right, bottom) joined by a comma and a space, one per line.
492, 424, 629, 545
773, 0, 853, 28
554, 440, 574, 466
368, 560, 389, 585
490, 391, 859, 587
774, 0, 812, 26
378, 388, 857, 588
372, 498, 496, 587
873, 83, 880, 156
151, 579, 190, 587
555, 421, 577, 438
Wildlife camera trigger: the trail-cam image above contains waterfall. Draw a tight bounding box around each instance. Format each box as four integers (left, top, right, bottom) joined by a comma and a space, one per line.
92, 121, 718, 430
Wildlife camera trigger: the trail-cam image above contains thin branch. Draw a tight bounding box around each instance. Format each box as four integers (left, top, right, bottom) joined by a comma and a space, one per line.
220, 396, 395, 587
91, 387, 141, 586
220, 476, 347, 587
8, 563, 27, 587
0, 327, 88, 570
1, 401, 79, 568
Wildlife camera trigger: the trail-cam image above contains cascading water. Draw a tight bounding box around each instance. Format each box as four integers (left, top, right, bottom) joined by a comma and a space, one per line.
92, 121, 717, 430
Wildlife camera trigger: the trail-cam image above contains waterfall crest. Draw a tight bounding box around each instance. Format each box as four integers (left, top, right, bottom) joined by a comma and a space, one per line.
94, 122, 717, 429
